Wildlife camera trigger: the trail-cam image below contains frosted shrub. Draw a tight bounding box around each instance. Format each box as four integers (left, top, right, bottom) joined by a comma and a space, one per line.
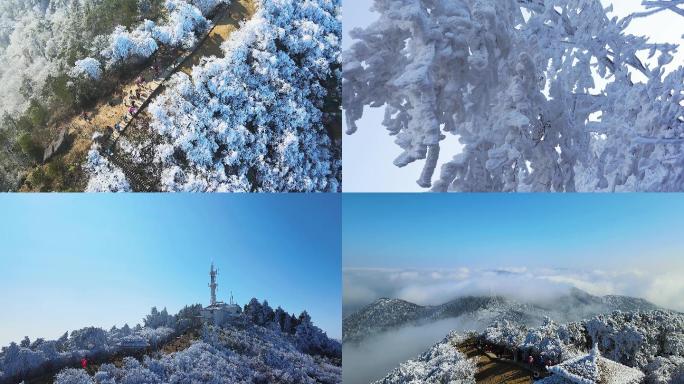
153, 0, 210, 49
54, 369, 95, 384
84, 149, 132, 192
101, 26, 159, 67
70, 58, 103, 80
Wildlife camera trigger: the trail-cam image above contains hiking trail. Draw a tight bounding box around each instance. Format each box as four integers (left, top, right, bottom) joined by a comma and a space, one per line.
457, 339, 534, 384
21, 0, 255, 192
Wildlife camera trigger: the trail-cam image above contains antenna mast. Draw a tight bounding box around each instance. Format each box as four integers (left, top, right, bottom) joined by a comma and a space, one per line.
209, 262, 218, 306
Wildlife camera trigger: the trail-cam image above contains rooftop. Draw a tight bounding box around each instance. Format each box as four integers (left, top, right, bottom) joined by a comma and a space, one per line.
541, 345, 644, 384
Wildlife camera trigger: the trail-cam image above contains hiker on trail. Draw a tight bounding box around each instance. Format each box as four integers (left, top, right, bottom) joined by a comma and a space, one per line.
114, 123, 121, 132
129, 106, 138, 115
81, 356, 88, 369
527, 355, 534, 366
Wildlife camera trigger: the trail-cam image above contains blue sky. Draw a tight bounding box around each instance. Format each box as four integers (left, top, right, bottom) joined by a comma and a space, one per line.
343, 194, 684, 312
343, 194, 684, 270
0, 194, 341, 346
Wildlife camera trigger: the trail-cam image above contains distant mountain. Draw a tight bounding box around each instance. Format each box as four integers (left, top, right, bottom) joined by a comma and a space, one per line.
343, 288, 660, 343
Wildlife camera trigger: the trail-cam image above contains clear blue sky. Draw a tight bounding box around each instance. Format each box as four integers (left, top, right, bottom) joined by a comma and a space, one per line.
0, 194, 341, 346
343, 194, 684, 270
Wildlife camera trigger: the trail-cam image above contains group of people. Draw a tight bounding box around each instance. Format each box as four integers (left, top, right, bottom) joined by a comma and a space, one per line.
526, 354, 557, 370
479, 338, 558, 373
89, 57, 167, 147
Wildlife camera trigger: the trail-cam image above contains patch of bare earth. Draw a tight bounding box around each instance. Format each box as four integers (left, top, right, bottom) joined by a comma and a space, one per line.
457, 339, 533, 384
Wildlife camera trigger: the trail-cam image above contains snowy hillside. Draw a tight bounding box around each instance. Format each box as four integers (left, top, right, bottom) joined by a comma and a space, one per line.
483, 311, 684, 383
53, 324, 341, 384
343, 289, 661, 344
0, 299, 341, 384
373, 331, 477, 384
375, 310, 684, 384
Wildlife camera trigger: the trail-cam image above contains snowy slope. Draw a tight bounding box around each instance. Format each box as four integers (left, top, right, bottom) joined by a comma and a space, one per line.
0, 300, 341, 384
373, 331, 476, 384
376, 311, 684, 384
54, 324, 341, 384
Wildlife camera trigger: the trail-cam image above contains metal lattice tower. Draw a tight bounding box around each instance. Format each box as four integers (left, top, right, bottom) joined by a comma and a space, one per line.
209, 262, 218, 305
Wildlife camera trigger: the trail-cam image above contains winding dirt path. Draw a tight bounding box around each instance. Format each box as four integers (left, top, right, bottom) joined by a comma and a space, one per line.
21, 0, 255, 191
457, 340, 533, 384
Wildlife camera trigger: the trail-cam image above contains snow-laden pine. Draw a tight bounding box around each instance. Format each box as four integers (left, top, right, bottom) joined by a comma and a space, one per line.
343, 0, 684, 192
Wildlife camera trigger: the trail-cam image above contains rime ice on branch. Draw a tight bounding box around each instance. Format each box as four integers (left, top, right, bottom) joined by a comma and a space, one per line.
343, 0, 684, 192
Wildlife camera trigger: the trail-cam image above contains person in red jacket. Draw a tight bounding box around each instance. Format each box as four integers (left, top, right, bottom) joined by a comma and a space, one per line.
81, 356, 88, 369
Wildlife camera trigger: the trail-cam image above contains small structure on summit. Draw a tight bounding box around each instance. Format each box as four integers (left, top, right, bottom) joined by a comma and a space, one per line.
118, 335, 149, 350
200, 262, 241, 325
539, 344, 644, 384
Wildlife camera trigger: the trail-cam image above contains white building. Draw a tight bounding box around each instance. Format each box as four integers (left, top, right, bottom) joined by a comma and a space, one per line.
538, 345, 644, 384
118, 335, 149, 350
200, 262, 241, 326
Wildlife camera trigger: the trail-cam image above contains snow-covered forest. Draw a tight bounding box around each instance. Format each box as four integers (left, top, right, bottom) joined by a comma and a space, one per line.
343, 0, 684, 192
0, 299, 341, 384
85, 0, 342, 192
0, 0, 341, 192
483, 311, 684, 383
0, 0, 168, 190
373, 310, 684, 384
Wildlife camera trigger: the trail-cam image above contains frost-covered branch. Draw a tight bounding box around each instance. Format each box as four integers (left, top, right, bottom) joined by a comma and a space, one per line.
343, 0, 684, 191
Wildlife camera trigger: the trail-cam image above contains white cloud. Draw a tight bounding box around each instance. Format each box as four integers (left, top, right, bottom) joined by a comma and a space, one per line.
343, 267, 684, 314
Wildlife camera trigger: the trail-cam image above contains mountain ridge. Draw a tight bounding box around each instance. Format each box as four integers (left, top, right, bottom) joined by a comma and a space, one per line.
343, 288, 661, 343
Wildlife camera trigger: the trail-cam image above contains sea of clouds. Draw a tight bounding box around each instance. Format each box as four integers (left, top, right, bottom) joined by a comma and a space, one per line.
343, 267, 684, 317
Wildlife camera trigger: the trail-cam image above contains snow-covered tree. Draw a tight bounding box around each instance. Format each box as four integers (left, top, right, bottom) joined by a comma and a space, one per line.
343, 0, 684, 192
143, 307, 176, 329
244, 298, 265, 325
151, 0, 212, 49
84, 149, 132, 192
376, 331, 476, 384
294, 311, 341, 358
68, 327, 108, 352
70, 58, 103, 80
101, 25, 158, 67
54, 368, 95, 384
